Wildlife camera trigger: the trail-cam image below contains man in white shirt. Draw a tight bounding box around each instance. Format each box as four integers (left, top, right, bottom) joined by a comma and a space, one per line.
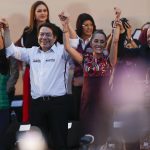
0, 19, 68, 150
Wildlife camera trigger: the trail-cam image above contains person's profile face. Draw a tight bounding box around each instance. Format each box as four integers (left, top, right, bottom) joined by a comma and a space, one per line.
35, 4, 48, 23
38, 26, 56, 51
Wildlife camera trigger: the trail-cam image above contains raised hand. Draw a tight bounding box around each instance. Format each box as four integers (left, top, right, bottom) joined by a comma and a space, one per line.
0, 18, 9, 30
114, 7, 121, 21
58, 12, 69, 26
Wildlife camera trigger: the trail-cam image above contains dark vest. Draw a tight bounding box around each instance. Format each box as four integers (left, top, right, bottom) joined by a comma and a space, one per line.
74, 39, 92, 77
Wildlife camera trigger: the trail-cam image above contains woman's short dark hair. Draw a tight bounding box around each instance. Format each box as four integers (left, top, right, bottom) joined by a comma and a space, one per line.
76, 13, 96, 37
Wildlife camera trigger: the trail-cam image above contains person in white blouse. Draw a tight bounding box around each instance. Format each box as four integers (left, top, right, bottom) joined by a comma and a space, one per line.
68, 13, 96, 120
0, 19, 69, 150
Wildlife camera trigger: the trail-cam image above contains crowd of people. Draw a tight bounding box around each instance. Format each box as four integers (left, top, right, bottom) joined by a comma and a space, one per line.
0, 1, 150, 150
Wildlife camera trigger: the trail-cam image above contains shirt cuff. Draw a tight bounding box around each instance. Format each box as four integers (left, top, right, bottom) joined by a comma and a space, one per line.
6, 43, 15, 58
70, 38, 79, 49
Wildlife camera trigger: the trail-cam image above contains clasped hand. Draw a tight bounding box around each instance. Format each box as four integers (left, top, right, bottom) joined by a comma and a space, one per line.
58, 12, 69, 26
0, 18, 9, 29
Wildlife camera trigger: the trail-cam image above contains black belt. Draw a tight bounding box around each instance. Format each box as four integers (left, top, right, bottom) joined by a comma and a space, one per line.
34, 95, 66, 101
36, 96, 53, 101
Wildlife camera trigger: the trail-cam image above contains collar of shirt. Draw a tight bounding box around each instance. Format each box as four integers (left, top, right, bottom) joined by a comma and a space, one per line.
79, 36, 91, 49
37, 44, 58, 53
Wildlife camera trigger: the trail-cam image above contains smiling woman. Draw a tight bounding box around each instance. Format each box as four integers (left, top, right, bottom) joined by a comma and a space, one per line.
70, 13, 96, 120
59, 12, 120, 146
90, 30, 107, 55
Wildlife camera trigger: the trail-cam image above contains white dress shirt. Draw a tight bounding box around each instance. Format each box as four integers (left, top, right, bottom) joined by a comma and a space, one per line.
70, 36, 91, 50
6, 43, 69, 99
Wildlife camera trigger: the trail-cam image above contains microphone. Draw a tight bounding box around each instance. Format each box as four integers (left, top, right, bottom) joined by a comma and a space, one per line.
80, 134, 94, 150
80, 134, 94, 145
